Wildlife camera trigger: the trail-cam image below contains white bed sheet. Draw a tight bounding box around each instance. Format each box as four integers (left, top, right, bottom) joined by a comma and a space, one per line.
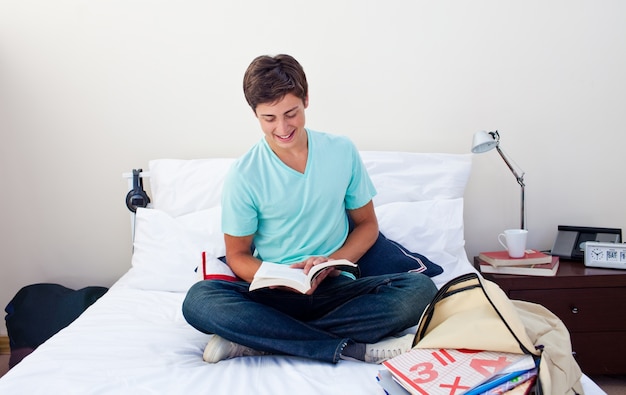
0, 263, 605, 395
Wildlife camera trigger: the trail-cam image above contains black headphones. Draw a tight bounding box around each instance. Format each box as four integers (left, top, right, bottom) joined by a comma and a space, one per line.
126, 169, 150, 212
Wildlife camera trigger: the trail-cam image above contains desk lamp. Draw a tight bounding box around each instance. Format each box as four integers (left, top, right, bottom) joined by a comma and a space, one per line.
471, 130, 526, 229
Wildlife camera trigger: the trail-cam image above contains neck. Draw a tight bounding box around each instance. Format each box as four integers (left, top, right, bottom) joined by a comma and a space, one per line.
268, 132, 308, 173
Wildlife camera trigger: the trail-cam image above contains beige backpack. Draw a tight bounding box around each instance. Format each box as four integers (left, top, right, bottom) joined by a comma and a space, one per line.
413, 273, 584, 395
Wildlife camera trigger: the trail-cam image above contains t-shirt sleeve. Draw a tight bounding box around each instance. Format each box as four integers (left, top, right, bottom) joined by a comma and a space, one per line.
344, 140, 377, 210
221, 164, 258, 237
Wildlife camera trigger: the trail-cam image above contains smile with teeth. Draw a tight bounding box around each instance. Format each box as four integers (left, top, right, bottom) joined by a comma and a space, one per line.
276, 130, 295, 140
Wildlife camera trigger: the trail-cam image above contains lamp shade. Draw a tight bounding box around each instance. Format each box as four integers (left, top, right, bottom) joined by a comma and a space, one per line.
471, 130, 498, 153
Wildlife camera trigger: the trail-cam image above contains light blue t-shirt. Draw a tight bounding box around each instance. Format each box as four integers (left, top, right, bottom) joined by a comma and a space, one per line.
221, 129, 376, 264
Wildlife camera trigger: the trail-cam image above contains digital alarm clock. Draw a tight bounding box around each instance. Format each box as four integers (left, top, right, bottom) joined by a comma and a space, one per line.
584, 241, 626, 270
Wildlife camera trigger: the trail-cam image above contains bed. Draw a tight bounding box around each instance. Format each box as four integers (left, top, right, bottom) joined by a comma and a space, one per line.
0, 152, 605, 394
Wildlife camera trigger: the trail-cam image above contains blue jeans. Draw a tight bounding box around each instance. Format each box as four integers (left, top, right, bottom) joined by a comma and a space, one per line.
182, 272, 437, 363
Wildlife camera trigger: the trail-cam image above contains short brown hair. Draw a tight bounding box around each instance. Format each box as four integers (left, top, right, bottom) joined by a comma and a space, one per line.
243, 54, 308, 111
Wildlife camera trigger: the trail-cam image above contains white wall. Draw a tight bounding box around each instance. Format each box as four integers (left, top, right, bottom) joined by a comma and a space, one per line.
1, 0, 624, 335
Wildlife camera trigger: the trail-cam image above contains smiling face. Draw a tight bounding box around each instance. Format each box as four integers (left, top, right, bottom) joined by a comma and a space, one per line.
255, 93, 308, 152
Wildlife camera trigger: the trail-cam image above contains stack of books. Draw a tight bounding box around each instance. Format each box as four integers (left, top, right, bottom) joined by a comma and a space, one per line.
378, 347, 538, 395
477, 250, 559, 277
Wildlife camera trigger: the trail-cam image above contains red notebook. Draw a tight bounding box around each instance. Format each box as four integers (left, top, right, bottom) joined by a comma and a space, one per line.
477, 250, 552, 267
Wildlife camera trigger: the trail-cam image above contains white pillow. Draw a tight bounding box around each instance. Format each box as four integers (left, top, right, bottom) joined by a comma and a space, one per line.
125, 207, 231, 291
148, 153, 472, 216
360, 152, 472, 206
376, 198, 471, 281
149, 158, 235, 217
133, 153, 475, 291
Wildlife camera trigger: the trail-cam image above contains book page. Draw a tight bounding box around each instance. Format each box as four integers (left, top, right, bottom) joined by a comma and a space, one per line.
306, 259, 356, 280
254, 262, 307, 284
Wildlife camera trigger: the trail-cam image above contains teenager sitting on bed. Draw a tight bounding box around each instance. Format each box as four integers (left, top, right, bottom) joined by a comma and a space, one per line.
182, 54, 437, 364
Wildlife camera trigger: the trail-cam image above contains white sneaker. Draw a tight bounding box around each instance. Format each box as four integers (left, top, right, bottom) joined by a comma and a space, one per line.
364, 333, 414, 364
202, 335, 267, 363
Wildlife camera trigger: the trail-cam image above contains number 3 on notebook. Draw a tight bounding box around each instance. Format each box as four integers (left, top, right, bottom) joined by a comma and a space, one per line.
409, 362, 439, 384
407, 349, 507, 385
408, 348, 466, 383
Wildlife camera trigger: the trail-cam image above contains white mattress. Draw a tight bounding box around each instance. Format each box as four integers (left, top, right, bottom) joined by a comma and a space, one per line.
0, 263, 605, 394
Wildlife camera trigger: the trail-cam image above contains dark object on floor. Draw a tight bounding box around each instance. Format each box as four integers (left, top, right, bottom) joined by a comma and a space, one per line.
4, 283, 108, 368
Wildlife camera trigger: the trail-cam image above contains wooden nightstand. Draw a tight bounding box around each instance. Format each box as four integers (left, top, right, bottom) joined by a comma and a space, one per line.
474, 257, 626, 375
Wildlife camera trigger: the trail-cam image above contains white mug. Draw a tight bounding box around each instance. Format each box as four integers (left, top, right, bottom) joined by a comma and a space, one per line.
498, 229, 528, 258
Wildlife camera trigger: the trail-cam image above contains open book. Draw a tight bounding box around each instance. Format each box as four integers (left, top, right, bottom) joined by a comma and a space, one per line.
249, 259, 357, 293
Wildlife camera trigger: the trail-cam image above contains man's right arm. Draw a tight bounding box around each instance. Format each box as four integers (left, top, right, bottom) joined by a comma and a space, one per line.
224, 234, 262, 283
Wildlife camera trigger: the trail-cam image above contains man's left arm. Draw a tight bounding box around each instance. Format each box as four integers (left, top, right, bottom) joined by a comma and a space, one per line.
329, 200, 379, 263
